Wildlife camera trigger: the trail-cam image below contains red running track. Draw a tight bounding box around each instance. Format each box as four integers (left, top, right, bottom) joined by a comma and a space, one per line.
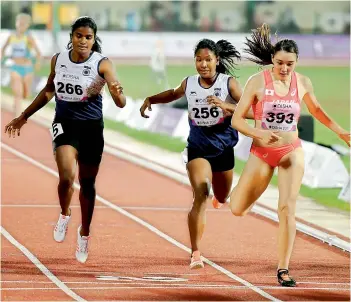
1, 110, 350, 301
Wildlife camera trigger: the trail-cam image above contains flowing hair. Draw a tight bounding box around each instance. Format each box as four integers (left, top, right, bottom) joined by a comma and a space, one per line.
244, 23, 299, 65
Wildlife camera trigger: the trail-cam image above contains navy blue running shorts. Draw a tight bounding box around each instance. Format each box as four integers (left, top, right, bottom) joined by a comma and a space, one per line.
51, 118, 104, 165
187, 147, 235, 172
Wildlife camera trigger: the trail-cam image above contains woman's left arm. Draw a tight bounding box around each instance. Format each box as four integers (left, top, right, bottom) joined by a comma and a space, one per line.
302, 75, 350, 146
99, 58, 126, 108
208, 77, 254, 119
27, 35, 42, 70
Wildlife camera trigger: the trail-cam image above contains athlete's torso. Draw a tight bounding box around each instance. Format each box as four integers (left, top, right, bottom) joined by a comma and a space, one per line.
185, 73, 239, 156
252, 70, 305, 147
8, 33, 32, 64
53, 50, 107, 121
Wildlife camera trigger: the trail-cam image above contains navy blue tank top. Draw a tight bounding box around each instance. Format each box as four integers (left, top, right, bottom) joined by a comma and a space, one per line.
53, 50, 106, 120
185, 74, 239, 157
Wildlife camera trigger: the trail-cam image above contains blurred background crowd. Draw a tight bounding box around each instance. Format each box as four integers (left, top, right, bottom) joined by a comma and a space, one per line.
1, 1, 350, 35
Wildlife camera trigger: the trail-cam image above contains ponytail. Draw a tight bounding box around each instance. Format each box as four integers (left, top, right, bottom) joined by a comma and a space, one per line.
244, 23, 274, 65
215, 40, 241, 76
91, 36, 102, 53
244, 23, 299, 65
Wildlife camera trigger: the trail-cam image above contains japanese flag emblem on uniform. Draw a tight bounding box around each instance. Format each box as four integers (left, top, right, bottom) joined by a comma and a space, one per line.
265, 89, 274, 96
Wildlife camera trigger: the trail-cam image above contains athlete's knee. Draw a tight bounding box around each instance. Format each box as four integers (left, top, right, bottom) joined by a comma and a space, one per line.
278, 199, 296, 219
230, 204, 246, 217
79, 177, 96, 200
58, 171, 75, 190
23, 87, 30, 99
193, 182, 210, 202
229, 195, 247, 217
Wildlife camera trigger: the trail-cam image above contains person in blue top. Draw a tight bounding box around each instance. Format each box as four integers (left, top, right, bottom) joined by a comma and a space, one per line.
1, 13, 41, 117
5, 16, 126, 264
140, 38, 253, 269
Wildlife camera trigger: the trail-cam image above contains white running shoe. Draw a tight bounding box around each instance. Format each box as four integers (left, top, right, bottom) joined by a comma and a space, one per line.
53, 213, 71, 242
75, 226, 90, 263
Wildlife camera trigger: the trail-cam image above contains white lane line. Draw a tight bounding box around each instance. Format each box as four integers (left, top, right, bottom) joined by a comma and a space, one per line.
263, 275, 351, 280
2, 142, 281, 302
1, 280, 350, 286
1, 204, 226, 212
297, 282, 350, 285
4, 103, 349, 251
1, 286, 349, 291
1, 269, 201, 276
0, 226, 86, 302
102, 144, 351, 252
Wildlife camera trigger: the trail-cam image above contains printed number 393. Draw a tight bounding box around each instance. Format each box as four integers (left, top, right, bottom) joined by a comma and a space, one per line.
266, 112, 294, 124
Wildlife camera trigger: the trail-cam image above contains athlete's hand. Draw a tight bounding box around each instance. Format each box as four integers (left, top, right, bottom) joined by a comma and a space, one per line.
207, 95, 225, 108
140, 98, 152, 118
260, 130, 281, 144
4, 114, 27, 138
338, 131, 350, 147
110, 82, 123, 95
207, 95, 231, 115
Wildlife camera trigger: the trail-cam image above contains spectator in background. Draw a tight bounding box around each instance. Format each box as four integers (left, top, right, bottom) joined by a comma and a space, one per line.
278, 7, 300, 33
149, 39, 169, 90
1, 13, 41, 117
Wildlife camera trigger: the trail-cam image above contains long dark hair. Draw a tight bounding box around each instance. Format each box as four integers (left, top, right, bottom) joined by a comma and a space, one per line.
244, 23, 299, 65
194, 38, 241, 76
67, 16, 102, 53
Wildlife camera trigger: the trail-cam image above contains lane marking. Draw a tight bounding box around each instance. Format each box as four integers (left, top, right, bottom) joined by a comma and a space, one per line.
1, 204, 227, 212
1, 286, 349, 291
103, 143, 350, 251
3, 106, 350, 251
96, 275, 188, 282
1, 280, 350, 286
263, 275, 351, 280
2, 142, 281, 302
0, 226, 86, 301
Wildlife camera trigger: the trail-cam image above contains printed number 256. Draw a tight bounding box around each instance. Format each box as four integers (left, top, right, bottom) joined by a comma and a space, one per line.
193, 107, 219, 119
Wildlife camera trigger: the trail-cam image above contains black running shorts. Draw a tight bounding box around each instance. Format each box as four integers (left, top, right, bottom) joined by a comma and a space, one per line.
51, 118, 104, 165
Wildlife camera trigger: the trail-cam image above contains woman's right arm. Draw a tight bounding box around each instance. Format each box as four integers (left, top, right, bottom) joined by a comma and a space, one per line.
20, 53, 58, 120
1, 35, 11, 61
140, 78, 187, 118
231, 75, 280, 143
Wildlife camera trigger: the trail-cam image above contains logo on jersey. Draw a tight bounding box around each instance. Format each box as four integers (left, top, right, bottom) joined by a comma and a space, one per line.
62, 74, 79, 81
195, 98, 208, 104
272, 100, 294, 110
214, 88, 221, 97
190, 91, 197, 96
60, 64, 67, 69
265, 89, 274, 96
291, 88, 296, 96
82, 66, 91, 76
